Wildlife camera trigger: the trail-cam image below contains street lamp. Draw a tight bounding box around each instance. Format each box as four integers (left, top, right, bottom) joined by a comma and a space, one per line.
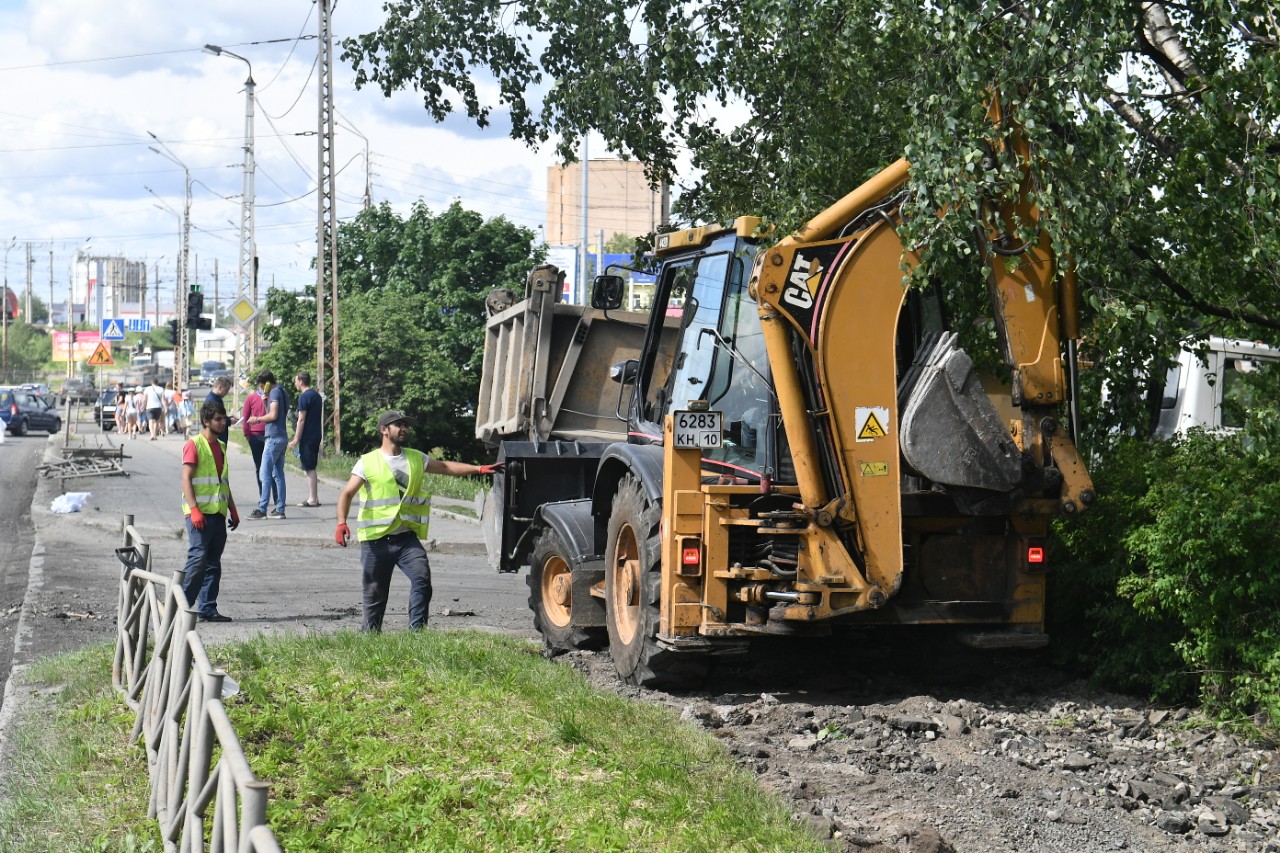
147, 133, 192, 390
3, 236, 16, 381
203, 43, 258, 361
69, 239, 91, 378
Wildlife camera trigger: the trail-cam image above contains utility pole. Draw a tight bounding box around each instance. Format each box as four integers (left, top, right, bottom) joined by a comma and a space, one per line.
48, 247, 53, 327
148, 134, 191, 393
24, 242, 32, 326
2, 238, 15, 380
579, 139, 589, 305
317, 0, 342, 454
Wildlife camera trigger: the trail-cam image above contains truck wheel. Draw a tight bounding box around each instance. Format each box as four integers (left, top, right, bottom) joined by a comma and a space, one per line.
605, 476, 707, 688
528, 528, 604, 653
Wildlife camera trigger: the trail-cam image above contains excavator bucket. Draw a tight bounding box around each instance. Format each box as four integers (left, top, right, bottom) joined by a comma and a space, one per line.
898, 333, 1022, 492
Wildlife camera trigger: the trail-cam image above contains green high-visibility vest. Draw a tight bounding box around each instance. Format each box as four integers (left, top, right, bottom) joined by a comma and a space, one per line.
356, 447, 431, 541
181, 434, 229, 516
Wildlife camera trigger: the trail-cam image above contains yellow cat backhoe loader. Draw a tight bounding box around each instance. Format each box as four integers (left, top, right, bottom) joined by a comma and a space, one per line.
477, 124, 1094, 686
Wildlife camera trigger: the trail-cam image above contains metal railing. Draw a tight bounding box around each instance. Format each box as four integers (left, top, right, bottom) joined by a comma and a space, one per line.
112, 514, 282, 853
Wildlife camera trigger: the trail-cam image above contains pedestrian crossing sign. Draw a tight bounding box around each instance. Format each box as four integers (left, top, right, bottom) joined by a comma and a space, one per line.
100, 318, 125, 340
87, 342, 115, 366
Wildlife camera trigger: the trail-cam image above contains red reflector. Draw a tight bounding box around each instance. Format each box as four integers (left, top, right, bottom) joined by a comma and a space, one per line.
681, 546, 700, 566
1027, 546, 1045, 564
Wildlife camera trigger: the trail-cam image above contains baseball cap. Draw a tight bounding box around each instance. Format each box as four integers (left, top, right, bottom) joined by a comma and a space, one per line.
377, 409, 413, 430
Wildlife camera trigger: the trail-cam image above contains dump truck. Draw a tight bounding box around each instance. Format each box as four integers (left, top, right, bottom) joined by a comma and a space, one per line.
477, 133, 1095, 686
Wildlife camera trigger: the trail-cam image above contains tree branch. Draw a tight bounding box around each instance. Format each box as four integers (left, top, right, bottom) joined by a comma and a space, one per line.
1128, 241, 1280, 332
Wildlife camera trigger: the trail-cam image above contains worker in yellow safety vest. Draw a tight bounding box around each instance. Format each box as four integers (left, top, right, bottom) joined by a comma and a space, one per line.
180, 399, 241, 622
335, 409, 502, 632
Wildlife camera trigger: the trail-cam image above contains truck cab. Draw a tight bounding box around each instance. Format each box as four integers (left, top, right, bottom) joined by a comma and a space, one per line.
1154, 337, 1280, 438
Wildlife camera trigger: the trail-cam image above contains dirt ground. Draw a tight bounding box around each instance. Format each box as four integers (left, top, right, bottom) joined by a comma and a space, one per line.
555, 636, 1279, 853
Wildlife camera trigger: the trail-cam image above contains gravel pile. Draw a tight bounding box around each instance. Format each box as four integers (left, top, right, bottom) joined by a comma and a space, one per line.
560, 645, 1279, 852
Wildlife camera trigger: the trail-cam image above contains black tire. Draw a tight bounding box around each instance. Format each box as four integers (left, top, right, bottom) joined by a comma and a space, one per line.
527, 528, 604, 653
604, 476, 707, 688
13, 417, 27, 437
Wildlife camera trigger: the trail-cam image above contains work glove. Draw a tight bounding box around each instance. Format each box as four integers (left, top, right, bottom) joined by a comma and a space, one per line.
228, 506, 240, 531
335, 522, 351, 547
189, 507, 205, 531
478, 462, 505, 476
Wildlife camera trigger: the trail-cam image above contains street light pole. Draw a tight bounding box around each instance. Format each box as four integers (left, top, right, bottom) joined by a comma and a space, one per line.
3, 237, 16, 381
204, 44, 258, 365
69, 240, 91, 379
147, 134, 192, 392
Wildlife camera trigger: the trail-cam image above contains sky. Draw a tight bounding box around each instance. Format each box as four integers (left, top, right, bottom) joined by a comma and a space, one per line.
0, 0, 555, 315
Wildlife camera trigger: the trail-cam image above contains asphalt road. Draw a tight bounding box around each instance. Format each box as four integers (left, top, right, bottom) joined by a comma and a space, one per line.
0, 416, 539, 733
0, 436, 45, 711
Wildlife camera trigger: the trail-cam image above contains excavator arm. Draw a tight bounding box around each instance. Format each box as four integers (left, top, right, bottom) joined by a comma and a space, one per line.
748, 137, 1094, 612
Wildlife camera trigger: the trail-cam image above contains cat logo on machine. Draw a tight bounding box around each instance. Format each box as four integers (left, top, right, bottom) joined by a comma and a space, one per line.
855, 406, 889, 442
782, 253, 824, 310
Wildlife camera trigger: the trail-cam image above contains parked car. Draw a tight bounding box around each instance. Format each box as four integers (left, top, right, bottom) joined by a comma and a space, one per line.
19, 382, 52, 399
60, 377, 97, 404
1, 387, 62, 436
200, 361, 226, 384
94, 389, 119, 431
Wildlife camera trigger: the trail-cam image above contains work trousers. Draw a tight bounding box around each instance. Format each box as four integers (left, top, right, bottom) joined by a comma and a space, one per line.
182, 513, 227, 617
257, 436, 287, 513
359, 531, 432, 632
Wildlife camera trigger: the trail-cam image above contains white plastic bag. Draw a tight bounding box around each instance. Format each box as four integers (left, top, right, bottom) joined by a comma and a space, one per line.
51, 492, 91, 513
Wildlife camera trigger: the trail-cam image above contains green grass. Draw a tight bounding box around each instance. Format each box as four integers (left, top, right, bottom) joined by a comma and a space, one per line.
0, 647, 159, 852
1, 632, 825, 853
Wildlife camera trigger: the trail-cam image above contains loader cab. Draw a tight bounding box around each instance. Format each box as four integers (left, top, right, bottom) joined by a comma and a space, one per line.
627, 222, 776, 479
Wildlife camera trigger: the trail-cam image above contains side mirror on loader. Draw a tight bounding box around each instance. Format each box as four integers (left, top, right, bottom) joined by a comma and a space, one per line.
610, 359, 639, 385
590, 274, 625, 311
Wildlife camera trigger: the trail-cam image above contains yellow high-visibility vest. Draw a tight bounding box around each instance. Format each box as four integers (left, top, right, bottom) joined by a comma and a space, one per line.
181, 434, 229, 516
356, 448, 431, 541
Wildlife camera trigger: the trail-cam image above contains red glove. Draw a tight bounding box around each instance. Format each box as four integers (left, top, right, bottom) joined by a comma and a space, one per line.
189, 506, 205, 531
478, 462, 505, 476
228, 506, 240, 531
335, 522, 351, 547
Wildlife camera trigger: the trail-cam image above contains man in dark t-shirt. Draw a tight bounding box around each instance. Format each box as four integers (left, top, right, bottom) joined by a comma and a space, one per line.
289, 370, 324, 507
203, 376, 235, 445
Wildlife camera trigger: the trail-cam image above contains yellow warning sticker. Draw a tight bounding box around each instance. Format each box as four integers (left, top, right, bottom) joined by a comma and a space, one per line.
855, 406, 889, 442
859, 461, 890, 477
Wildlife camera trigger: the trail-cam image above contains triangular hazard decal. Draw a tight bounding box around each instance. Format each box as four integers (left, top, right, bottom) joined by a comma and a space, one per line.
857, 411, 887, 440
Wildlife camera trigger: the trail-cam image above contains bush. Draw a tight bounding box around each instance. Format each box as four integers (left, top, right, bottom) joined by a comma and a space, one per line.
1052, 408, 1280, 728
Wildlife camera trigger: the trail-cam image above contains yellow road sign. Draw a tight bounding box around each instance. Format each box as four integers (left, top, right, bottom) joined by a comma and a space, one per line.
87, 341, 115, 366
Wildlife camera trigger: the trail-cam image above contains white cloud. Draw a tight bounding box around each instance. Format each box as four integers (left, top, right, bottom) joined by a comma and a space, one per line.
0, 0, 552, 312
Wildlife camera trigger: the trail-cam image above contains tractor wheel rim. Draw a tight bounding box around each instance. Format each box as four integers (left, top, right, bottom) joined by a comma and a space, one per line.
613, 523, 641, 642
541, 555, 573, 628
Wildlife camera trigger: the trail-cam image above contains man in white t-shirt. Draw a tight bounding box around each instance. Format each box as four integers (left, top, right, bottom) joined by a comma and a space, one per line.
143, 377, 166, 440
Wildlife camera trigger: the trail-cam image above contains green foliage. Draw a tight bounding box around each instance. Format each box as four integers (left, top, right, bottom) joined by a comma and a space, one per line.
1, 320, 53, 376
1053, 388, 1280, 726
261, 201, 539, 458
1048, 439, 1193, 701
344, 1, 1280, 375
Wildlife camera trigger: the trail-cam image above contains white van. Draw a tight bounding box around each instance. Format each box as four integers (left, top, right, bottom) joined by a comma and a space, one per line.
1154, 336, 1280, 438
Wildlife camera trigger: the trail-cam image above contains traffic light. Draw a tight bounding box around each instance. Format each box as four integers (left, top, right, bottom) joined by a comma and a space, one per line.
185, 286, 204, 328
166, 319, 179, 344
